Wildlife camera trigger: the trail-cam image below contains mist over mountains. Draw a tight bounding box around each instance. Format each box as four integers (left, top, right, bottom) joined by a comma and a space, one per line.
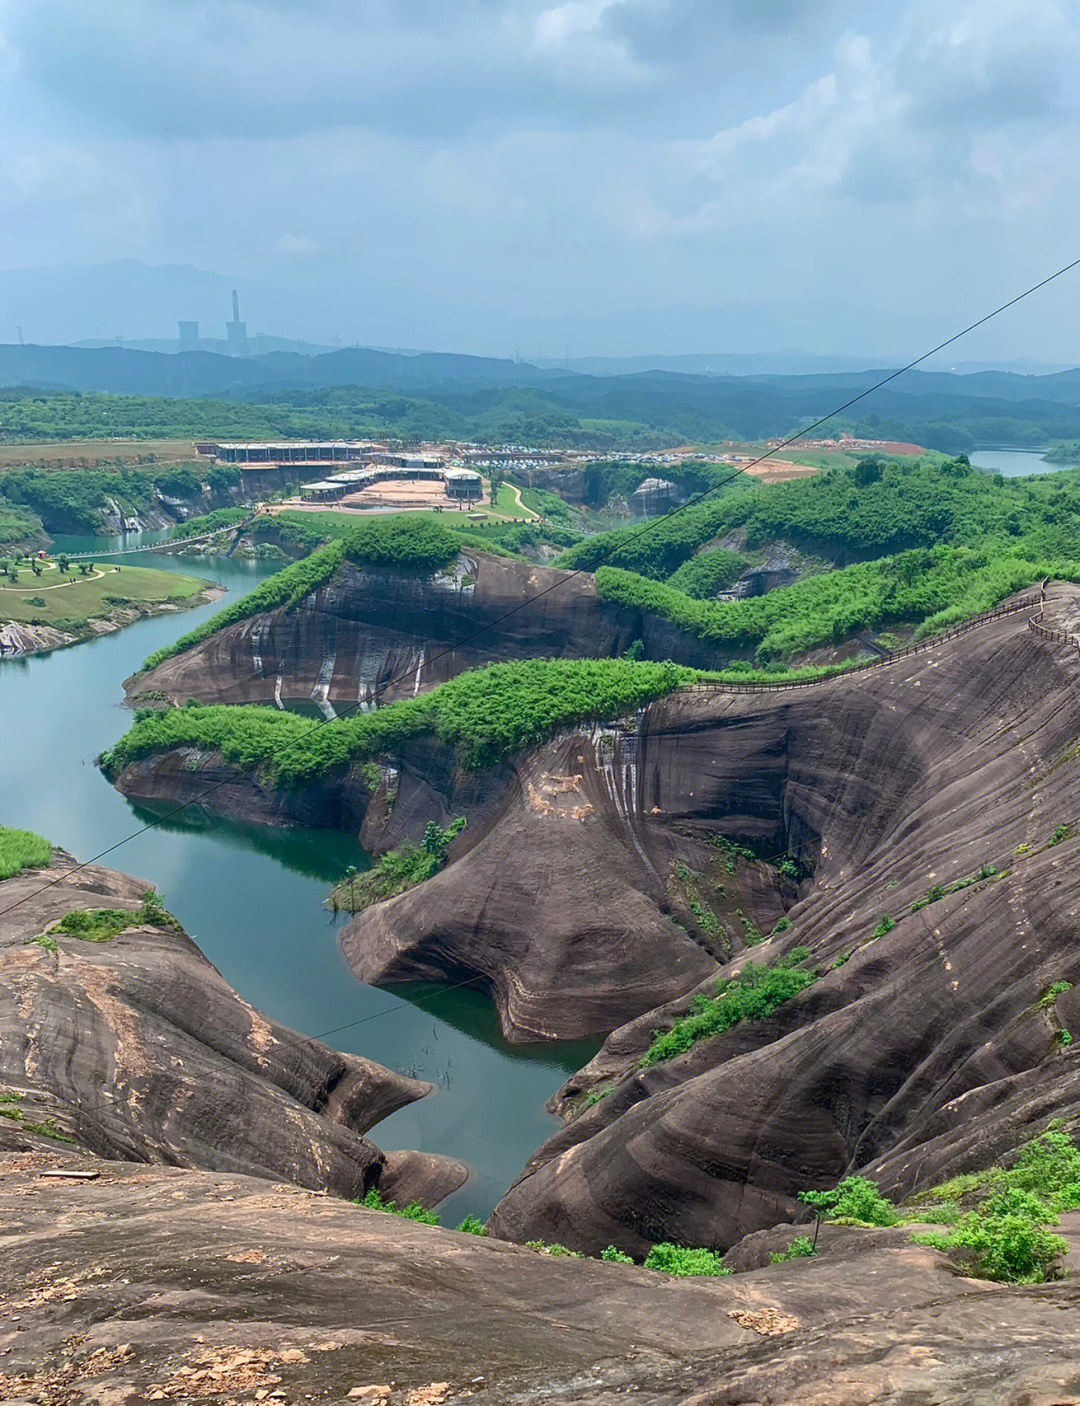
2, 338, 1079, 452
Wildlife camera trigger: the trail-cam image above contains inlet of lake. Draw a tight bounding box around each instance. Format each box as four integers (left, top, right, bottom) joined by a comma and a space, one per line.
968, 448, 1065, 476
0, 534, 597, 1220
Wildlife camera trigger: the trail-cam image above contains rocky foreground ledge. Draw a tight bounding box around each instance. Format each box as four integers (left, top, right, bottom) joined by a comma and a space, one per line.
0, 852, 465, 1205
2, 1155, 1080, 1404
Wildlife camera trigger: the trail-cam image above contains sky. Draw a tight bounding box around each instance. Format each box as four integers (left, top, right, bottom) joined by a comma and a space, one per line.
2, 0, 1079, 362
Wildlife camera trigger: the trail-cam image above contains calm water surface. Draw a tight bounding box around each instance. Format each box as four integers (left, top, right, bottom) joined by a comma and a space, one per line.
969, 449, 1060, 477
0, 533, 595, 1217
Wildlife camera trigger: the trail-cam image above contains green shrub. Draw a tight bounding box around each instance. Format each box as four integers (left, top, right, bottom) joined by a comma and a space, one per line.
643, 1243, 730, 1277
1041, 980, 1074, 1007
770, 1235, 818, 1263
525, 1240, 584, 1258
913, 1209, 1067, 1283
771, 916, 793, 934
329, 817, 466, 913
50, 908, 135, 943
799, 1175, 899, 1227
0, 824, 52, 880
1048, 823, 1072, 846
358, 1188, 440, 1224
666, 548, 747, 599
455, 1216, 487, 1236
169, 506, 250, 539
871, 914, 896, 938
833, 951, 851, 968
103, 657, 696, 785
640, 953, 817, 1067
600, 1245, 635, 1264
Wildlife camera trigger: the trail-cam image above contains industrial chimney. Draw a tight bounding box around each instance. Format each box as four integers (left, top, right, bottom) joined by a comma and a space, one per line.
226, 288, 248, 356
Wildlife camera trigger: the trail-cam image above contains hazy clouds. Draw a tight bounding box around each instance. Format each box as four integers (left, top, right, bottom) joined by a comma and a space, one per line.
3, 0, 1078, 358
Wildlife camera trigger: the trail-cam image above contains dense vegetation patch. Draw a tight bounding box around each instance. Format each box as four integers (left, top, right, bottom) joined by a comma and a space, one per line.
168, 506, 251, 539
45, 891, 182, 944
104, 657, 695, 784
595, 545, 1048, 660
642, 1243, 730, 1276
328, 819, 466, 914
0, 501, 47, 552
640, 951, 817, 1067
798, 1125, 1080, 1284
0, 824, 52, 880
665, 547, 747, 599
551, 459, 1080, 658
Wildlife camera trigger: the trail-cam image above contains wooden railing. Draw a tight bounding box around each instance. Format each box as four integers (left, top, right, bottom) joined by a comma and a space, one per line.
1028, 579, 1080, 660
680, 590, 1044, 696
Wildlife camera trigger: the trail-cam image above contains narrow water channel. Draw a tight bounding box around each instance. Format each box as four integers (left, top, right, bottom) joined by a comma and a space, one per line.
0, 533, 597, 1218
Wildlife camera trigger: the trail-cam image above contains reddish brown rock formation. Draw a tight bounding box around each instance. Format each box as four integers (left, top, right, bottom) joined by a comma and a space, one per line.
2, 1156, 1079, 1405
126, 551, 720, 708
0, 854, 465, 1205
488, 585, 1080, 1252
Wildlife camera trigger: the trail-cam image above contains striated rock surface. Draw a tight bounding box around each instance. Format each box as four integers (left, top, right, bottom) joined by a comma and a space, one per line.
340, 720, 791, 1041
0, 853, 465, 1205
126, 552, 721, 707
488, 586, 1080, 1251
2, 1155, 1080, 1405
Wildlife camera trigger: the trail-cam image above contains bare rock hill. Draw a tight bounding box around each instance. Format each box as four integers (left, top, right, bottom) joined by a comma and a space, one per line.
0, 854, 465, 1205
3, 1154, 1080, 1405
488, 585, 1080, 1252
126, 551, 720, 708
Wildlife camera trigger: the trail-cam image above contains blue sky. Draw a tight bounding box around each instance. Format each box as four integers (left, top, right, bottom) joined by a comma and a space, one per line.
3, 0, 1079, 360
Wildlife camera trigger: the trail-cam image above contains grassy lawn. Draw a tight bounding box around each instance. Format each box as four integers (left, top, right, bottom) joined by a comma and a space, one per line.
0, 562, 210, 627
492, 482, 536, 520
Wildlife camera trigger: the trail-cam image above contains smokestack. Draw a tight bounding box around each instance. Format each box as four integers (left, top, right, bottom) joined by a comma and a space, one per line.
232, 289, 240, 323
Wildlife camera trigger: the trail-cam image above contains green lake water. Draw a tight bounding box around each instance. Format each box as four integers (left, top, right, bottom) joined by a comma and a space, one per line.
0, 533, 596, 1219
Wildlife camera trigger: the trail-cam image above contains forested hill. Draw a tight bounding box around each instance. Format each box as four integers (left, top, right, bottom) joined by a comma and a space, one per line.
2, 344, 1079, 449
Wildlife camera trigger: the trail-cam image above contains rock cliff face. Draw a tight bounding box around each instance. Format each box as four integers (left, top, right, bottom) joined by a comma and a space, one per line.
110, 720, 792, 1043
0, 853, 465, 1205
340, 720, 791, 1041
127, 552, 721, 707
4, 1155, 1080, 1405
488, 586, 1080, 1252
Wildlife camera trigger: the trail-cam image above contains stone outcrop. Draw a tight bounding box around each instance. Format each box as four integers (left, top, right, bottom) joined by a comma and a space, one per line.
340, 721, 790, 1041
488, 585, 1080, 1251
0, 853, 465, 1205
3, 1155, 1080, 1405
126, 551, 722, 707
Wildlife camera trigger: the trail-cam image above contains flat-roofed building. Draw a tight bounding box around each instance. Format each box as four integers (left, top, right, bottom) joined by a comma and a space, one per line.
444, 468, 483, 500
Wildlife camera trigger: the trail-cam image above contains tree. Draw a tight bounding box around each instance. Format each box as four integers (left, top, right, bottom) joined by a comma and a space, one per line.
488, 469, 505, 505
853, 457, 882, 487
57, 554, 69, 573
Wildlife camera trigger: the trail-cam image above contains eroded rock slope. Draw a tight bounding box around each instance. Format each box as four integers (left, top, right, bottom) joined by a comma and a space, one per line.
488, 585, 1080, 1252
3, 1154, 1080, 1405
128, 551, 719, 708
0, 853, 465, 1204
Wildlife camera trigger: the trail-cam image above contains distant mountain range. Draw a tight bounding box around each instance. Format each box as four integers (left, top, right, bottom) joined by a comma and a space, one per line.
1, 341, 1078, 450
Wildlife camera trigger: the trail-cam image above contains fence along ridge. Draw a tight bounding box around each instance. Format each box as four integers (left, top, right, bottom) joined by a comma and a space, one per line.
1027, 578, 1080, 661
681, 587, 1045, 696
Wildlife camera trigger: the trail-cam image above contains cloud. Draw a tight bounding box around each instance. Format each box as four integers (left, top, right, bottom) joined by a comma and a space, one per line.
276, 233, 320, 255
1, 0, 1077, 359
